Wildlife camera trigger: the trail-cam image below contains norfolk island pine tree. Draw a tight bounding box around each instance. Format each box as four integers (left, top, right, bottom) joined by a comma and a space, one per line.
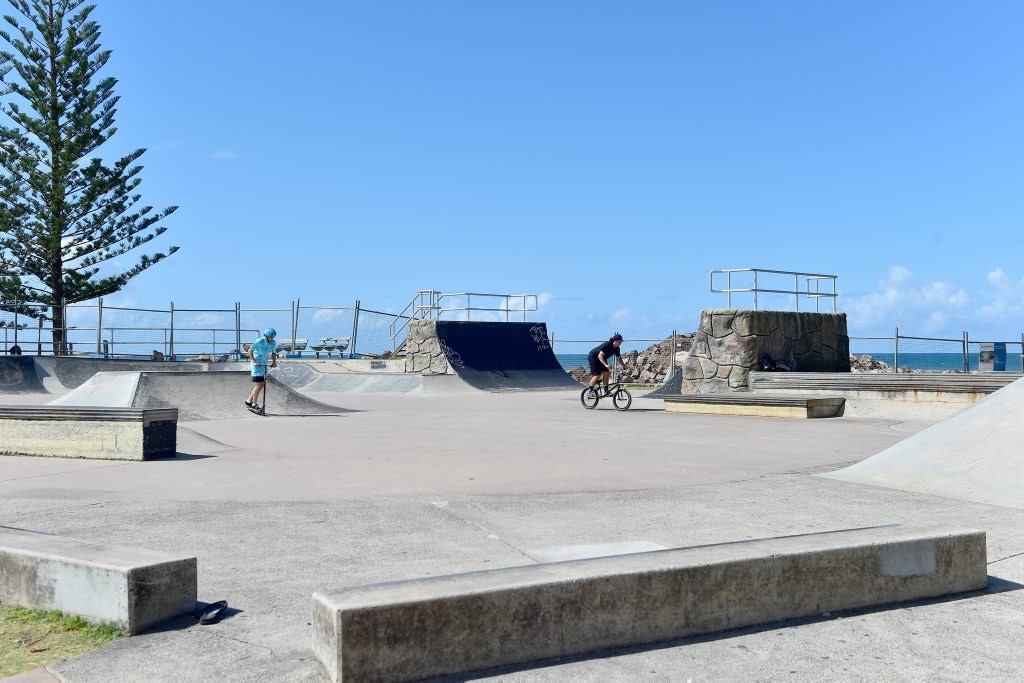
0, 0, 178, 353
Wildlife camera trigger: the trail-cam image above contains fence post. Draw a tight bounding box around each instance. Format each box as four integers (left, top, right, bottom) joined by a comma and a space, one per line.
235, 302, 241, 357
893, 326, 899, 372
349, 300, 360, 358
291, 299, 299, 354
963, 331, 969, 373
169, 301, 175, 357
36, 315, 42, 356
13, 297, 18, 348
671, 330, 677, 374
96, 297, 103, 354
1021, 333, 1023, 374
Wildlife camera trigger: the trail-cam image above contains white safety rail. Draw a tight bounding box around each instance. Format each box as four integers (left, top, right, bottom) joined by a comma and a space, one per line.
709, 268, 838, 312
389, 290, 539, 346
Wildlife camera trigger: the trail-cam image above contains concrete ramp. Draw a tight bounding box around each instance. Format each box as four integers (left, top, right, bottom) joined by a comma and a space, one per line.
0, 356, 244, 395
823, 376, 1024, 509
0, 356, 46, 393
50, 371, 343, 421
272, 363, 426, 394
434, 321, 579, 392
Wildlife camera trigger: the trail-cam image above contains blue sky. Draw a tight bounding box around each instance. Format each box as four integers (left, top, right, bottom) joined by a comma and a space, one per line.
56, 0, 1024, 342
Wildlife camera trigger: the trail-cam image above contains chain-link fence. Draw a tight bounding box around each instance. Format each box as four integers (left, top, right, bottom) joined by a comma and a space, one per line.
850, 330, 1024, 373
0, 298, 416, 360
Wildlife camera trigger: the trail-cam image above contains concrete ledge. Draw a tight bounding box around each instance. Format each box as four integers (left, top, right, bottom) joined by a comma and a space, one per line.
664, 394, 844, 418
0, 406, 177, 460
312, 526, 986, 682
750, 372, 1020, 402
0, 526, 197, 635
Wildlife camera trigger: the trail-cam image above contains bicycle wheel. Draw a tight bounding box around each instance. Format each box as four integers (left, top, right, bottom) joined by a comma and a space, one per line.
612, 388, 632, 411
581, 386, 600, 409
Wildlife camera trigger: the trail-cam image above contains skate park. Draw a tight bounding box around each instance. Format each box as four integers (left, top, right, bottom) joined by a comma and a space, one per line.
1, 289, 1023, 681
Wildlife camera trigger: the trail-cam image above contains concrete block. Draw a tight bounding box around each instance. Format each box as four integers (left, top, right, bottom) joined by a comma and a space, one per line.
312, 526, 985, 682
0, 406, 176, 460
0, 526, 197, 634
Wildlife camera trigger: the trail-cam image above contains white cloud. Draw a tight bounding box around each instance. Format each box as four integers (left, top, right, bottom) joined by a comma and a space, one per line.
845, 266, 970, 334
845, 265, 1024, 338
976, 268, 1024, 321
211, 150, 240, 160
611, 307, 631, 324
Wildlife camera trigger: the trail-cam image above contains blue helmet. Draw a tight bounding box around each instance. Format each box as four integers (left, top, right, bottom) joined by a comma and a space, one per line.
263, 327, 277, 339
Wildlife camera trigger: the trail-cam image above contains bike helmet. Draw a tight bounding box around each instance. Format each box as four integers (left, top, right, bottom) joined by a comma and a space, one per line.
611, 333, 623, 341
263, 327, 277, 339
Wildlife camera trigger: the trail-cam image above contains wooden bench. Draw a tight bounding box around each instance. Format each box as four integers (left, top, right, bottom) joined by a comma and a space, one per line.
0, 406, 177, 460
663, 393, 845, 418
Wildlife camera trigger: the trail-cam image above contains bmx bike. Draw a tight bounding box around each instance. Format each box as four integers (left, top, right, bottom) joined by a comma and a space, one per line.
580, 377, 632, 411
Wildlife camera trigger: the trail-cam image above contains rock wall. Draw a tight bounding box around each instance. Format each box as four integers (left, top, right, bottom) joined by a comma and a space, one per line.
682, 309, 850, 393
404, 320, 456, 375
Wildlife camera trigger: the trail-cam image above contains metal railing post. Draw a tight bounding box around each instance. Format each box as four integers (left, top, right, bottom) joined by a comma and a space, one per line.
963, 331, 969, 373
794, 273, 799, 311
13, 297, 18, 348
169, 301, 175, 357
670, 330, 677, 374
349, 299, 360, 358
727, 271, 732, 308
291, 299, 299, 353
235, 302, 241, 355
894, 326, 899, 371
96, 297, 103, 353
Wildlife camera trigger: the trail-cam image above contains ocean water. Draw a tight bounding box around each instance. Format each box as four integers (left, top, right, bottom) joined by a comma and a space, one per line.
556, 354, 590, 372
556, 352, 1024, 373
857, 352, 1023, 373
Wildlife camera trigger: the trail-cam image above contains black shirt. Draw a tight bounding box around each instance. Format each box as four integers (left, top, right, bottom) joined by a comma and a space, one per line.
589, 341, 621, 359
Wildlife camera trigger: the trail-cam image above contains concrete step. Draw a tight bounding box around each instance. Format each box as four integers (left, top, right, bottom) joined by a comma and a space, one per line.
0, 525, 196, 634
312, 526, 986, 682
0, 406, 177, 460
663, 393, 844, 418
750, 371, 1021, 394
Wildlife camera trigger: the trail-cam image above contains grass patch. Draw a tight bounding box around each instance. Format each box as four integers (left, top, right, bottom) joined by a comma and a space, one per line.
0, 603, 123, 678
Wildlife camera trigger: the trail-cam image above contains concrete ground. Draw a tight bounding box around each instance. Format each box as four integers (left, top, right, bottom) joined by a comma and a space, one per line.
0, 389, 1021, 681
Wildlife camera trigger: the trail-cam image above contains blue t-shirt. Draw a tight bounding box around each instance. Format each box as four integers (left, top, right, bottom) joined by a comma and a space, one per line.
250, 337, 277, 376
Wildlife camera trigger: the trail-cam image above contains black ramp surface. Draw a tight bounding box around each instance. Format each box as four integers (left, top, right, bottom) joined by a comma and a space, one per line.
132, 372, 345, 420
0, 356, 46, 393
434, 321, 580, 391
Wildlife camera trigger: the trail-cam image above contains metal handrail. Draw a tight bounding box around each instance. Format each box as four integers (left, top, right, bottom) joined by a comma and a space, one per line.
388, 290, 539, 342
709, 268, 838, 312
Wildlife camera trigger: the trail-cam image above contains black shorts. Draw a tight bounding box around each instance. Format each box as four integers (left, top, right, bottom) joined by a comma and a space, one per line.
252, 375, 266, 383
588, 353, 606, 376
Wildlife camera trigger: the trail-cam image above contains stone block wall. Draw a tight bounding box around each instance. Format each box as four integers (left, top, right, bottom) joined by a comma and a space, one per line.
404, 320, 456, 375
681, 309, 850, 393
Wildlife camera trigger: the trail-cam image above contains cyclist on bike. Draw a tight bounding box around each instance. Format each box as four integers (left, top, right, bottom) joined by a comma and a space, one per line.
588, 333, 628, 395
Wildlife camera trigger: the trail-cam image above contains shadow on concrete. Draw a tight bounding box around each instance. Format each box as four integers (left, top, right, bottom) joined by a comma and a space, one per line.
171, 452, 218, 461
140, 603, 245, 635
443, 579, 1024, 681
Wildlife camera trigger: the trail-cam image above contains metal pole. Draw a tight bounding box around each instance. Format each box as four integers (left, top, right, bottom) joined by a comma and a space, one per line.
169, 302, 175, 357
234, 302, 241, 357
291, 299, 299, 355
794, 273, 799, 312
727, 271, 732, 308
13, 297, 18, 348
37, 316, 42, 355
753, 271, 758, 310
349, 299, 360, 358
963, 331, 969, 373
96, 297, 103, 353
893, 326, 899, 371
670, 330, 677, 374
466, 294, 471, 321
